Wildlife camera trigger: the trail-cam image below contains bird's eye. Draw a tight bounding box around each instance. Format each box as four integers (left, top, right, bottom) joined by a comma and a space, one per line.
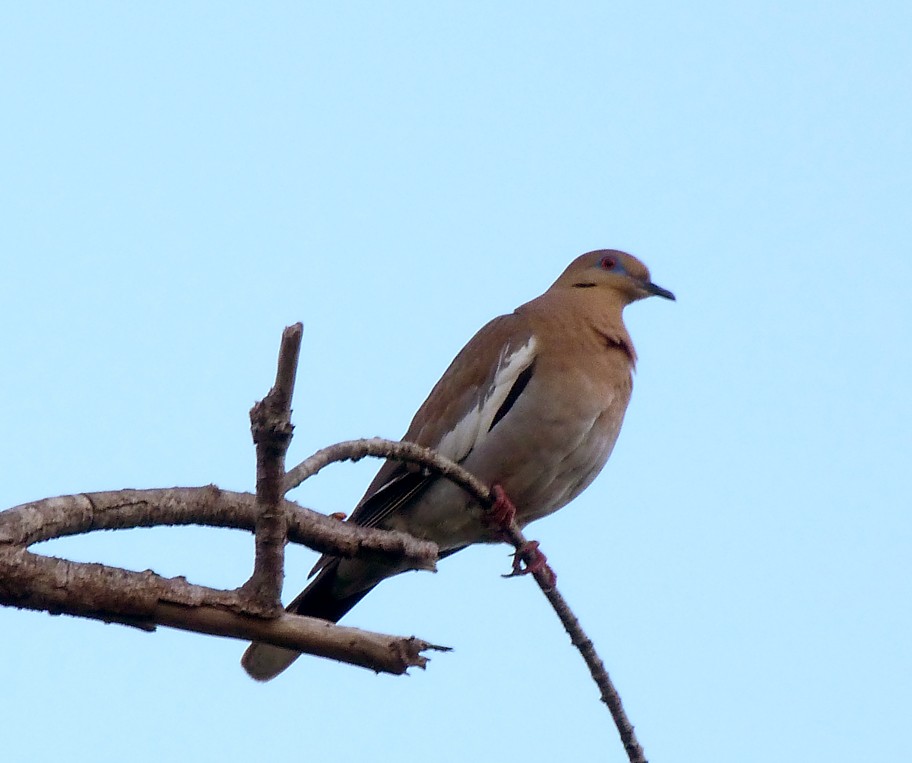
600, 255, 617, 270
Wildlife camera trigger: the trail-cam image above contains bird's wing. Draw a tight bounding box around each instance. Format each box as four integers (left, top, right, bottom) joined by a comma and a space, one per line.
347, 312, 538, 531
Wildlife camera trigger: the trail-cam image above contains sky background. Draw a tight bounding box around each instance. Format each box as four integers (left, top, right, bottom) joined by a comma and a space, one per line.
1, 3, 910, 761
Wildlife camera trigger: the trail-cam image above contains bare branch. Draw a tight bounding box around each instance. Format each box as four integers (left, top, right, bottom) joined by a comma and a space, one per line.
286, 437, 646, 762
152, 604, 449, 674
0, 545, 445, 675
242, 323, 303, 613
0, 488, 437, 572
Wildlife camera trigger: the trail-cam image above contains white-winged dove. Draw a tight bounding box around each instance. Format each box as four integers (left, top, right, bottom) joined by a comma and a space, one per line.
242, 249, 674, 680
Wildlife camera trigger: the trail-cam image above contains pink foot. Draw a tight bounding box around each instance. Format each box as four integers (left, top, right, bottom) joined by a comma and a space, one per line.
486, 485, 557, 589
503, 540, 557, 590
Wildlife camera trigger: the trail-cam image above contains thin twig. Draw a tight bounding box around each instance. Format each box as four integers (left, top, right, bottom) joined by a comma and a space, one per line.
497, 521, 647, 763
285, 437, 491, 496
242, 323, 303, 613
285, 437, 647, 763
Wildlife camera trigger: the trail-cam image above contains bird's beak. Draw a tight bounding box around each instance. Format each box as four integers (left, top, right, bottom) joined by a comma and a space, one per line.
644, 281, 676, 301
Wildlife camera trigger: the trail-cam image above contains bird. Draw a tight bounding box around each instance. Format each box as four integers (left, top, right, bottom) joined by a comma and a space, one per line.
242, 249, 674, 680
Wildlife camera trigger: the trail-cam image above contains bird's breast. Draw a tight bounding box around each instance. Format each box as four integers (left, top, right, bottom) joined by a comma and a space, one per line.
389, 356, 632, 549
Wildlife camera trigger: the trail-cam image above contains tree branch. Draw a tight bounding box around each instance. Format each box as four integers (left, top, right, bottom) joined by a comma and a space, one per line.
241, 322, 302, 613
0, 545, 444, 674
0, 488, 437, 572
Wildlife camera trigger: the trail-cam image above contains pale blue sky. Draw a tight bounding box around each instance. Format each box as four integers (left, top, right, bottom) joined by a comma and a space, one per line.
2, 3, 910, 761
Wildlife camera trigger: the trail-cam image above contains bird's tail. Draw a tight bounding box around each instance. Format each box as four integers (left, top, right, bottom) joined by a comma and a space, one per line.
240, 561, 375, 681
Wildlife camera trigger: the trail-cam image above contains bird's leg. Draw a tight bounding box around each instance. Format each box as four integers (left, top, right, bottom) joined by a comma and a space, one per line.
486, 484, 557, 589
486, 483, 517, 535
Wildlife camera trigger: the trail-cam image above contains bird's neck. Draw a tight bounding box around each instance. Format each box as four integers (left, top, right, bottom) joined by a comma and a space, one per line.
587, 306, 637, 367
519, 289, 638, 368
593, 323, 637, 365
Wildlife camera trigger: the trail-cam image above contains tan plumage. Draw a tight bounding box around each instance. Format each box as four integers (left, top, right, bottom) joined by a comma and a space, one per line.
242, 249, 674, 680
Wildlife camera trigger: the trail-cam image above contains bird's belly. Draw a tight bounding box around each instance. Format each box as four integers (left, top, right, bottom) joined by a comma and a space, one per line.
386, 402, 625, 550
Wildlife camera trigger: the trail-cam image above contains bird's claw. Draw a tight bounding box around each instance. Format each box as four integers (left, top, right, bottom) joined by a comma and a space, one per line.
503, 540, 557, 589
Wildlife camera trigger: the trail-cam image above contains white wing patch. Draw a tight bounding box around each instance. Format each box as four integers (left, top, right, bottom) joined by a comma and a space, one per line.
435, 335, 538, 463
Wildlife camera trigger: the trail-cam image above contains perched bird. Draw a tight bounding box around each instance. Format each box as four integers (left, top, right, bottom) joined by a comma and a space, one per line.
242, 249, 674, 680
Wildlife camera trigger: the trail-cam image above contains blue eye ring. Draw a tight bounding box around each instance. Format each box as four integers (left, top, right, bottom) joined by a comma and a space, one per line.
599, 255, 617, 270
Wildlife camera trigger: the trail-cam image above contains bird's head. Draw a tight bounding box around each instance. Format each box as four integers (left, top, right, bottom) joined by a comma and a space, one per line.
551, 249, 675, 304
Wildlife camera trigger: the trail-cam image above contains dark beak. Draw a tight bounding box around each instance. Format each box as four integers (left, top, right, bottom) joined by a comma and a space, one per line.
645, 281, 676, 301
